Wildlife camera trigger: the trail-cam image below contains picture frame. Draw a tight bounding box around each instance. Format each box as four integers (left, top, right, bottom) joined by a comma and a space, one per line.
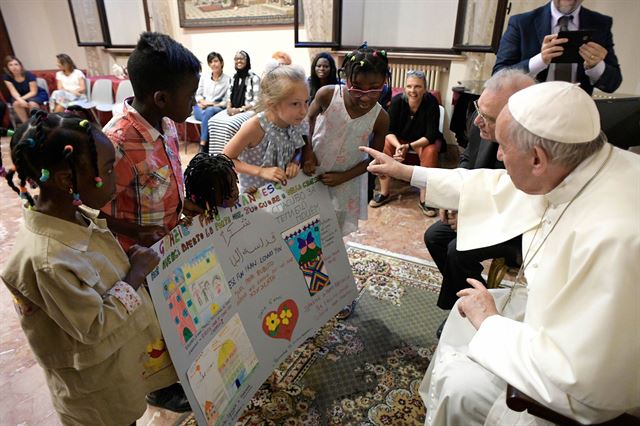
178, 0, 294, 28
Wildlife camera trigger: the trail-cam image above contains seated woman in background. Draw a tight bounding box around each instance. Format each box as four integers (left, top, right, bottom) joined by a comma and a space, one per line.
207, 50, 260, 155
49, 53, 86, 112
307, 52, 338, 103
369, 69, 442, 216
194, 51, 230, 153
3, 56, 49, 123
272, 51, 292, 65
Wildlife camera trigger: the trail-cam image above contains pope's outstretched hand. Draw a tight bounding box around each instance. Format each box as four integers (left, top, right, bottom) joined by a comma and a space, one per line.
359, 146, 414, 182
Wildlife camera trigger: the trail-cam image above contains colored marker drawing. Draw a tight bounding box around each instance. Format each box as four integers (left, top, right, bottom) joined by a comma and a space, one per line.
282, 215, 331, 296
162, 247, 232, 346
187, 314, 258, 425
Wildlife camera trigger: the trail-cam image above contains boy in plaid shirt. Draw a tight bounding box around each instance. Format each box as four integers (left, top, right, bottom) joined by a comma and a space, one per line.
100, 31, 203, 412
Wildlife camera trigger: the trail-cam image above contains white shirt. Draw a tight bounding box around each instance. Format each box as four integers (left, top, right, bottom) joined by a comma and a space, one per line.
528, 1, 605, 84
55, 69, 85, 93
195, 72, 230, 104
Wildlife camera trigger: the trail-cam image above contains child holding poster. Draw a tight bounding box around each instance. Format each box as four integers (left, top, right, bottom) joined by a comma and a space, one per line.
1, 111, 178, 425
223, 63, 308, 193
302, 44, 390, 319
302, 44, 390, 237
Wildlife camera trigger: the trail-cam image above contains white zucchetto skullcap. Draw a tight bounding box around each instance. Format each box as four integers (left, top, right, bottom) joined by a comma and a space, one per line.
508, 81, 600, 144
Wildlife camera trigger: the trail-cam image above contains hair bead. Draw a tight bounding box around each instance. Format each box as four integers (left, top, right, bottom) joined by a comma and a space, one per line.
39, 169, 50, 182
25, 138, 36, 148
64, 145, 74, 154
0, 166, 6, 178
94, 177, 103, 188
19, 185, 28, 199
79, 120, 90, 128
72, 193, 82, 206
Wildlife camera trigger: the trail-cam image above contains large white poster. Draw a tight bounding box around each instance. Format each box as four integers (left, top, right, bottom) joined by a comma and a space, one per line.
148, 174, 357, 425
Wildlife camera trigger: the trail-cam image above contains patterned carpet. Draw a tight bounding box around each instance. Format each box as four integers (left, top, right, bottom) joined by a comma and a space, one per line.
177, 245, 448, 426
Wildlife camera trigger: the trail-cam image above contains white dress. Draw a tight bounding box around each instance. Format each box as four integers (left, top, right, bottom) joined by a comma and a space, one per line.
312, 85, 382, 236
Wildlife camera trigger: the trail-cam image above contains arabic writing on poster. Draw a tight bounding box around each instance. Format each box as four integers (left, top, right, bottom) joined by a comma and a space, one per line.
147, 174, 358, 426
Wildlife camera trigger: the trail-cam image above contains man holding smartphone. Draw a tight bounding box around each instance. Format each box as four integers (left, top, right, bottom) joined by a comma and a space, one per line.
493, 0, 622, 94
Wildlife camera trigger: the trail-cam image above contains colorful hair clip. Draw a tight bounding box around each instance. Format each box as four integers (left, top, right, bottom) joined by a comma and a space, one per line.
72, 193, 82, 206
19, 185, 28, 199
350, 55, 356, 61
79, 120, 90, 128
39, 169, 50, 182
27, 178, 38, 189
64, 145, 74, 154
190, 194, 197, 202
373, 51, 378, 57
94, 177, 103, 188
381, 50, 386, 56
360, 60, 365, 66
25, 138, 36, 148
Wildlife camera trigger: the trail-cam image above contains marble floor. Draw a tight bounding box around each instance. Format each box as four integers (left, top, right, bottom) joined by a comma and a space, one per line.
0, 136, 469, 425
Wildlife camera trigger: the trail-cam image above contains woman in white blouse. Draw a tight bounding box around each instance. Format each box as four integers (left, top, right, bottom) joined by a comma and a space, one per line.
49, 54, 86, 113
194, 51, 230, 152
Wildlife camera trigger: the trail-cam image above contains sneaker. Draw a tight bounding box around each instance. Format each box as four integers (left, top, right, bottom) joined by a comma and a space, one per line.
369, 193, 391, 208
419, 202, 437, 217
145, 383, 192, 413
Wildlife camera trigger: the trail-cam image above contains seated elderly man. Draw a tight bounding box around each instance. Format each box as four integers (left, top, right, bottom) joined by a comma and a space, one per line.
361, 81, 639, 425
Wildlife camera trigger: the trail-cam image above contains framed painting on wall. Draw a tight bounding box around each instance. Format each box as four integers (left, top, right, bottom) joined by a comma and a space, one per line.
178, 0, 294, 28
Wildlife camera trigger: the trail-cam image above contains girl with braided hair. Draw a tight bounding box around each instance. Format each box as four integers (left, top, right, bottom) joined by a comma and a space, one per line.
1, 110, 178, 425
302, 43, 390, 237
302, 44, 391, 319
184, 152, 239, 218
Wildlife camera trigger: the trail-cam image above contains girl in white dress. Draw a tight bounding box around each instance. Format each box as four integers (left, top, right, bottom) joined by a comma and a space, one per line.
303, 45, 390, 237
303, 45, 390, 319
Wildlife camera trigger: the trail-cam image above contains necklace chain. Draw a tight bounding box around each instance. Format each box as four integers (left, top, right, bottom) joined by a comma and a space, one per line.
500, 146, 613, 311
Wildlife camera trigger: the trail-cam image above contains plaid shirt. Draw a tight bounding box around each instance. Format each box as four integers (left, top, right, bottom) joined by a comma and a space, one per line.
101, 98, 184, 251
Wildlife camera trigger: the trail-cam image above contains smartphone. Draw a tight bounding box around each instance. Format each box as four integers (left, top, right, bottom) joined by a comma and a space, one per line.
552, 29, 596, 63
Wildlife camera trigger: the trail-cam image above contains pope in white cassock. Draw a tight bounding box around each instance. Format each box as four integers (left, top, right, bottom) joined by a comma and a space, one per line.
361, 81, 639, 425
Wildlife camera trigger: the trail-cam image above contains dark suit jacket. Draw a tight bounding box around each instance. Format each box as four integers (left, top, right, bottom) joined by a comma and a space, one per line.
493, 3, 622, 94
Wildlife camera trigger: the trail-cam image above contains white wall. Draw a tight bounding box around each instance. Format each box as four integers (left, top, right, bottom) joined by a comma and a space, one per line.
166, 1, 311, 78
1, 0, 88, 71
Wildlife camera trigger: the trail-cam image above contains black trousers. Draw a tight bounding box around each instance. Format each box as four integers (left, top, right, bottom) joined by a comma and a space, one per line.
424, 220, 521, 310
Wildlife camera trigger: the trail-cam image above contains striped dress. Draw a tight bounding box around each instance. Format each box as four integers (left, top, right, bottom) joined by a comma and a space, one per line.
208, 71, 261, 155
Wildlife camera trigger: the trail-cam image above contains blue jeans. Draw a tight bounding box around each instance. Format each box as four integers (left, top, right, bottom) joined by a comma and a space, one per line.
193, 105, 223, 142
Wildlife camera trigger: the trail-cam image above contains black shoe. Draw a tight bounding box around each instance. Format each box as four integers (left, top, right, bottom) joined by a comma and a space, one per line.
419, 202, 437, 217
436, 318, 447, 339
369, 193, 391, 207
146, 383, 192, 413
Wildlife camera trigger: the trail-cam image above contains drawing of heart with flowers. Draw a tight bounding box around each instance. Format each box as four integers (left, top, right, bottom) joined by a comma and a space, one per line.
261, 299, 299, 341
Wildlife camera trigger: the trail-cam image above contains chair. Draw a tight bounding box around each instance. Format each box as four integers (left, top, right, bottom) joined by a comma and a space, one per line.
90, 79, 114, 112
506, 385, 639, 425
68, 77, 99, 121
112, 80, 133, 115
183, 114, 202, 153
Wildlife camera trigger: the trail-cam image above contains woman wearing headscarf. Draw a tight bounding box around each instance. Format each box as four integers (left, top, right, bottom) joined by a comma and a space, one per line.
208, 50, 260, 155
